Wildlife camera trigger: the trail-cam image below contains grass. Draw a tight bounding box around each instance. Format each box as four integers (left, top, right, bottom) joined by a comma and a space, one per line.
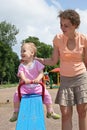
0, 83, 18, 89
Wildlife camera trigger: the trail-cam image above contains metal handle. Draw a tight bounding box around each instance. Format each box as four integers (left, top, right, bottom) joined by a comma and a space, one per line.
18, 81, 45, 102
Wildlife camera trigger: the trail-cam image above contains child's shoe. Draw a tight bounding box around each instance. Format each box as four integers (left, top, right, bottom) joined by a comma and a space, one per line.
9, 112, 18, 122
46, 112, 60, 119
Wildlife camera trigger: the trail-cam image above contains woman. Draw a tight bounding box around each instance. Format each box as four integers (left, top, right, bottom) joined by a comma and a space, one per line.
36, 9, 87, 130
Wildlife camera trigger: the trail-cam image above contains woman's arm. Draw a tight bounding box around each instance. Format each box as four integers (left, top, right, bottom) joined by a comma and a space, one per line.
83, 47, 87, 69
35, 44, 59, 66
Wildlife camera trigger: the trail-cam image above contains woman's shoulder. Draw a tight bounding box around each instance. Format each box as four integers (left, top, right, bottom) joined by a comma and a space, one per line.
76, 32, 87, 47
53, 33, 64, 46
54, 33, 64, 40
76, 32, 87, 39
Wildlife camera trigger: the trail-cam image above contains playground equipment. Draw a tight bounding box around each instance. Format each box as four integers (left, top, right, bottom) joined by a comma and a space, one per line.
43, 72, 50, 87
49, 68, 60, 89
16, 81, 46, 130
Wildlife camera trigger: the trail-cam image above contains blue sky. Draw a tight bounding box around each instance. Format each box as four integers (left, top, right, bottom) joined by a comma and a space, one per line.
0, 0, 87, 58
57, 0, 87, 10
46, 0, 87, 10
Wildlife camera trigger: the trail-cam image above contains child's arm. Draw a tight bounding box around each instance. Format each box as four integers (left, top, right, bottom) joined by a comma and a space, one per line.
19, 71, 31, 84
33, 70, 44, 83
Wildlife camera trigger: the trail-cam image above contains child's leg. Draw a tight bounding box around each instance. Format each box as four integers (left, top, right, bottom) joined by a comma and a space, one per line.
45, 103, 60, 119
10, 92, 20, 122
46, 103, 54, 113
44, 89, 60, 119
13, 92, 20, 112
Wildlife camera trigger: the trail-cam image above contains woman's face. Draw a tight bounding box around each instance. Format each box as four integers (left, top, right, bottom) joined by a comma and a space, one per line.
60, 18, 76, 37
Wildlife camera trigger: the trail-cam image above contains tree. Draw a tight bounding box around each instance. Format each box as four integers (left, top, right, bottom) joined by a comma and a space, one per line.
0, 21, 19, 84
22, 36, 53, 58
0, 42, 20, 84
0, 21, 19, 46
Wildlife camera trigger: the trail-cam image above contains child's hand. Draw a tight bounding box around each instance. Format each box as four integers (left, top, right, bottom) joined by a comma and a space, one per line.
24, 79, 31, 84
33, 79, 40, 84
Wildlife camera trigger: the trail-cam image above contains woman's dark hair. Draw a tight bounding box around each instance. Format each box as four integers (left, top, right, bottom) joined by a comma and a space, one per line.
58, 9, 80, 28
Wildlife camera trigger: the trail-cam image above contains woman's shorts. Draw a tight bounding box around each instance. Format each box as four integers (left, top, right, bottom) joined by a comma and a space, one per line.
55, 72, 87, 106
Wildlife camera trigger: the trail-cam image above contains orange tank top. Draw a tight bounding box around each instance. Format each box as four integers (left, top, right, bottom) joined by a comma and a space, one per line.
53, 32, 87, 77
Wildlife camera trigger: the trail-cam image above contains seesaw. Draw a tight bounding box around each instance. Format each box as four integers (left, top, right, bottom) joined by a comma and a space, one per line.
16, 81, 46, 130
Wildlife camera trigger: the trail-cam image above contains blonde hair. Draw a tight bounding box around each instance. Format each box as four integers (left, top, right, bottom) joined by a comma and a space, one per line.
21, 42, 37, 57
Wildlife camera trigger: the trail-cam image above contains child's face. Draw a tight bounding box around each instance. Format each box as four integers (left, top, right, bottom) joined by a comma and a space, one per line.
21, 44, 34, 61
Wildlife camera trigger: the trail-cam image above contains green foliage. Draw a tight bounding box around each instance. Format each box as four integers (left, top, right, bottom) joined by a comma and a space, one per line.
0, 42, 20, 84
0, 21, 19, 84
0, 21, 19, 46
22, 36, 53, 58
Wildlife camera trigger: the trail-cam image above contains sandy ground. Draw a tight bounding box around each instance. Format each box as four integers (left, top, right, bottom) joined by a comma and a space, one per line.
0, 86, 79, 130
